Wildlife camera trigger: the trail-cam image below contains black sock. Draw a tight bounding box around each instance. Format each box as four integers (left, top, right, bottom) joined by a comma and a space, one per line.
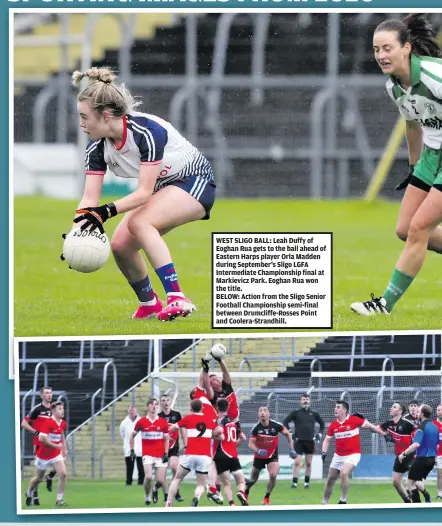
229, 500, 235, 505
305, 476, 310, 484
164, 493, 168, 499
48, 471, 56, 479
292, 477, 298, 484
265, 492, 270, 499
411, 489, 421, 503
32, 490, 38, 497
154, 482, 162, 490
176, 491, 181, 497
403, 495, 411, 503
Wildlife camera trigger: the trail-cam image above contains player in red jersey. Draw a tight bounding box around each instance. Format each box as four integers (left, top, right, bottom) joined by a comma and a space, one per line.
165, 399, 223, 507
245, 406, 296, 505
321, 400, 385, 504
130, 398, 169, 506
213, 398, 248, 506
25, 402, 68, 508
433, 403, 442, 500
21, 386, 57, 504
156, 394, 186, 503
377, 402, 417, 502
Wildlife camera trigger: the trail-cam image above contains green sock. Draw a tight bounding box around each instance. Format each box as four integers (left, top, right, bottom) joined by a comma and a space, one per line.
383, 268, 415, 311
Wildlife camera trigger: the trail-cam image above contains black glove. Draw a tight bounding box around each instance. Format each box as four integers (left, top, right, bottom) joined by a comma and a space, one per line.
321, 451, 327, 463
384, 432, 395, 444
396, 164, 414, 191
201, 357, 210, 373
162, 454, 169, 464
315, 433, 323, 443
352, 412, 365, 420
73, 203, 117, 234
34, 430, 40, 438
130, 449, 136, 461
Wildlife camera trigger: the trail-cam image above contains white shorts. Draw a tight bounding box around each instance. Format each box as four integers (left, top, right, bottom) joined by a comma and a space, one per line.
436, 456, 442, 470
142, 455, 167, 468
330, 453, 361, 471
34, 454, 63, 471
180, 454, 212, 474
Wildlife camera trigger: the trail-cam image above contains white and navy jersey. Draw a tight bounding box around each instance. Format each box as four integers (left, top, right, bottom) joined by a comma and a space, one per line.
386, 55, 442, 149
85, 112, 214, 192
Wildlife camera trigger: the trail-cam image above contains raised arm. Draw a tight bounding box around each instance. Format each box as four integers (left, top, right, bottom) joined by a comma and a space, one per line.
219, 359, 231, 385
405, 119, 423, 166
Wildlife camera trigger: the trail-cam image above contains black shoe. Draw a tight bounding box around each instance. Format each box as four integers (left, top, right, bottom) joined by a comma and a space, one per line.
46, 475, 53, 492
191, 497, 199, 507
176, 494, 184, 502
207, 491, 223, 505
138, 481, 144, 486
145, 497, 151, 506
304, 483, 310, 489
237, 491, 248, 506
33, 496, 40, 506
55, 499, 67, 507
291, 483, 297, 489
423, 491, 432, 503
152, 488, 158, 504
338, 500, 347, 504
126, 482, 132, 486
436, 496, 442, 500
25, 494, 32, 507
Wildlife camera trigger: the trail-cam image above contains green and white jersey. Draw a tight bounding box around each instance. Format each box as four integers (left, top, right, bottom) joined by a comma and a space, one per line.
386, 54, 442, 149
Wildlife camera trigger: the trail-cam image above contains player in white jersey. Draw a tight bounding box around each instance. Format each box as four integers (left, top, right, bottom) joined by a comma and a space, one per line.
62, 67, 216, 321
351, 14, 442, 317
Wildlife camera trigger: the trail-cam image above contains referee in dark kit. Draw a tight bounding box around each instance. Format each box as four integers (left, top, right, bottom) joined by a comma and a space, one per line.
283, 393, 324, 489
398, 404, 439, 503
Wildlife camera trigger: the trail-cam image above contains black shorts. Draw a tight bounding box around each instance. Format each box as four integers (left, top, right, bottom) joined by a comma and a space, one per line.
253, 453, 279, 471
168, 445, 179, 458
294, 439, 315, 456
393, 454, 413, 474
408, 457, 436, 481
214, 456, 242, 475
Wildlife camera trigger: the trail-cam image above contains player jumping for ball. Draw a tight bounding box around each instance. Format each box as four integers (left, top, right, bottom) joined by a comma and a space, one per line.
65, 67, 216, 321
245, 406, 296, 505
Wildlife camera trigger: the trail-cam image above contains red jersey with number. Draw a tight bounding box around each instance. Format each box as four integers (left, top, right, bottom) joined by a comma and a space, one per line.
25, 403, 53, 447
134, 416, 169, 457
193, 386, 218, 423
38, 417, 66, 461
215, 416, 244, 459
250, 419, 286, 459
327, 415, 365, 456
177, 412, 217, 456
432, 419, 442, 456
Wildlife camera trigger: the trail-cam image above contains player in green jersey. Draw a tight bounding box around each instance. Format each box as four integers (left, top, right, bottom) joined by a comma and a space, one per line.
351, 14, 442, 316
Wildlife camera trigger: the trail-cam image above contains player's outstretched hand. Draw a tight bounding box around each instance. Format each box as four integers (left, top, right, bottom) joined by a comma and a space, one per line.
73, 203, 117, 234
201, 357, 210, 373
396, 165, 414, 191
384, 432, 395, 444
257, 449, 268, 457
315, 433, 323, 443
321, 452, 327, 463
289, 449, 297, 459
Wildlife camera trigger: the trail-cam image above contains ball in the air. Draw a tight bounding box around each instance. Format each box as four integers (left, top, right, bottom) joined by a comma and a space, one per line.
62, 228, 111, 273
210, 343, 227, 360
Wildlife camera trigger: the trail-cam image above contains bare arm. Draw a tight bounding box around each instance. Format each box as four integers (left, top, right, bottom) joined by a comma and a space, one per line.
179, 427, 188, 448
202, 372, 214, 401
248, 436, 260, 454
129, 430, 138, 451
219, 359, 232, 385
362, 420, 385, 436
405, 120, 423, 165
78, 174, 104, 209
212, 425, 224, 441
236, 431, 246, 446
21, 419, 37, 435
39, 434, 63, 451
321, 435, 332, 454
401, 441, 420, 457
113, 165, 159, 214
163, 433, 170, 454
282, 427, 294, 450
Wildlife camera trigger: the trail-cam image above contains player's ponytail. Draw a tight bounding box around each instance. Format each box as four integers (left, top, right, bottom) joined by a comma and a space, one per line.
402, 14, 442, 58
375, 15, 441, 58
72, 67, 141, 117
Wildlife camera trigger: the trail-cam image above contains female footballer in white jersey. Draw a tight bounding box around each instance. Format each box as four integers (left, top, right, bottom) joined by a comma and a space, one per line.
351, 15, 442, 316
68, 67, 215, 321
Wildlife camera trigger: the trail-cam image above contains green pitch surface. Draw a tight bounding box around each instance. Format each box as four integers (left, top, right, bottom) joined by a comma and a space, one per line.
20, 479, 433, 511
14, 197, 442, 336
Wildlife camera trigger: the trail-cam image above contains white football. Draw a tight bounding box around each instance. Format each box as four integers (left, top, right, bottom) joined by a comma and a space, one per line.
210, 343, 227, 360
62, 228, 111, 273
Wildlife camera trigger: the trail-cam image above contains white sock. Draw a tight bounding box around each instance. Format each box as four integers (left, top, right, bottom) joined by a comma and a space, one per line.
340, 496, 347, 502
167, 292, 184, 299
438, 491, 442, 497
57, 493, 63, 500
140, 298, 157, 306
322, 499, 328, 505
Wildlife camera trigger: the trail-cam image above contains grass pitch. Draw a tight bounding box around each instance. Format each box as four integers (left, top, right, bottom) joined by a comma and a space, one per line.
14, 197, 442, 336
20, 479, 436, 512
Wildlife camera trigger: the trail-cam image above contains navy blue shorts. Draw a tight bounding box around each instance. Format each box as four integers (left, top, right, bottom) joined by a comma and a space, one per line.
168, 176, 216, 220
